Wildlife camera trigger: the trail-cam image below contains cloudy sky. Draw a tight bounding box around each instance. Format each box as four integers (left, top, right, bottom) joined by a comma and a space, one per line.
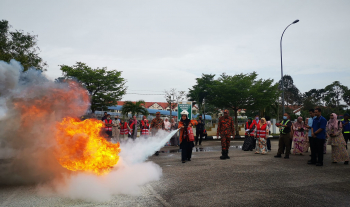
1, 0, 350, 102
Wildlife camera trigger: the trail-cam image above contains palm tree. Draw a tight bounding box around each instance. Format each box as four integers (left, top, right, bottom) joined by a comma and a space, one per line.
121, 100, 149, 118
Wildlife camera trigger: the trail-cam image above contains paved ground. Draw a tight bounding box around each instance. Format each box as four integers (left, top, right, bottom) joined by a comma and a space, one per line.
1, 140, 350, 207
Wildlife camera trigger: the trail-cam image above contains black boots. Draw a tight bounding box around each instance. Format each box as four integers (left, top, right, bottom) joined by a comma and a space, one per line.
220, 150, 230, 160
220, 150, 226, 160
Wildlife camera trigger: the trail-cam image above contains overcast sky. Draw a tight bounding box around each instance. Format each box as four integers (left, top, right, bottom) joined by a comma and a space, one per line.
1, 0, 350, 102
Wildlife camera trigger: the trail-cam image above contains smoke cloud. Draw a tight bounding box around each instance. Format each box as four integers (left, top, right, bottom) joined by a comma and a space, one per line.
0, 60, 175, 202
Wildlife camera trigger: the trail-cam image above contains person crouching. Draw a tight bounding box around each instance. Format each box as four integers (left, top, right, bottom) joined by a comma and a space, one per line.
178, 110, 198, 163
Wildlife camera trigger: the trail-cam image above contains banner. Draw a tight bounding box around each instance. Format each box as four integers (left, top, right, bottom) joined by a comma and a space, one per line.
177, 101, 192, 121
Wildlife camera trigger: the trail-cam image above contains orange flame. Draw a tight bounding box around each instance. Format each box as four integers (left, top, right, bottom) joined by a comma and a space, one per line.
55, 117, 121, 175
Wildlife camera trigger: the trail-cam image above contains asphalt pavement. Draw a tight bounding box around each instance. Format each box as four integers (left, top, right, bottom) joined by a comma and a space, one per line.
1, 140, 350, 207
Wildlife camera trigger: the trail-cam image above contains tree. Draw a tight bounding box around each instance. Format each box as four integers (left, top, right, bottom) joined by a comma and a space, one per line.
187, 74, 215, 121
203, 72, 279, 136
164, 88, 186, 119
0, 20, 47, 71
278, 75, 302, 106
59, 62, 127, 113
121, 100, 149, 117
343, 88, 350, 107
324, 81, 347, 110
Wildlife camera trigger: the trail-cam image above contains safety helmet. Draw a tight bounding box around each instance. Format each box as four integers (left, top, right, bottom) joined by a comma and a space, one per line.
181, 110, 189, 116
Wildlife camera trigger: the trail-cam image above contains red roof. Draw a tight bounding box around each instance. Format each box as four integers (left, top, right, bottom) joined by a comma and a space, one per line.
117, 101, 180, 110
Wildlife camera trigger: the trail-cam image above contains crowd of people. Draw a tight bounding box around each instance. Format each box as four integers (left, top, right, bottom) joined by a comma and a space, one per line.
99, 108, 350, 166
241, 108, 350, 166
100, 111, 208, 162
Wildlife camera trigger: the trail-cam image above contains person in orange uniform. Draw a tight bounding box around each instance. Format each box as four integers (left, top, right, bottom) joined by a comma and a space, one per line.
178, 110, 198, 163
217, 110, 235, 160
150, 111, 165, 156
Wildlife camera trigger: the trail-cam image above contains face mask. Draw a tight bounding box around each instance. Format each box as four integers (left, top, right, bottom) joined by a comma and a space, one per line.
283, 116, 287, 120
115, 118, 118, 120
107, 118, 110, 120
256, 117, 259, 120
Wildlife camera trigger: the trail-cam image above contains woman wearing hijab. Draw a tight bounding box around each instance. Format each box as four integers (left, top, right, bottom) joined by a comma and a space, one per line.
164, 118, 171, 132
292, 117, 306, 155
326, 113, 349, 164
255, 118, 269, 154
178, 110, 198, 163
242, 117, 255, 151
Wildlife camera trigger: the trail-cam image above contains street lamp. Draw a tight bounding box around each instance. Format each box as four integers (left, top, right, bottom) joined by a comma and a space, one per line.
280, 19, 299, 115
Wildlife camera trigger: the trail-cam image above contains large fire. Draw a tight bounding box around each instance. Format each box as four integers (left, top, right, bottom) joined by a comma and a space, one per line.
55, 117, 121, 175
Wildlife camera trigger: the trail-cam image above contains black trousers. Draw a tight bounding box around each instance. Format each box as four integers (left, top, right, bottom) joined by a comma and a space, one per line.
195, 131, 204, 145
343, 133, 350, 149
311, 138, 325, 164
266, 138, 271, 150
181, 140, 194, 161
309, 137, 316, 158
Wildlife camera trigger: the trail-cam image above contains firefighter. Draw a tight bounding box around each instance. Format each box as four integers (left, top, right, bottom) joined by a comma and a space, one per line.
217, 110, 235, 160
178, 110, 198, 163
150, 111, 165, 155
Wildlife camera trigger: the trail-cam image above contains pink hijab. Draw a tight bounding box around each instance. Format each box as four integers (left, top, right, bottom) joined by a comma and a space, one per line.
328, 113, 339, 131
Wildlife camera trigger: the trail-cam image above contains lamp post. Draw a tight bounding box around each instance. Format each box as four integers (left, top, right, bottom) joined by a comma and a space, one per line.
280, 19, 299, 115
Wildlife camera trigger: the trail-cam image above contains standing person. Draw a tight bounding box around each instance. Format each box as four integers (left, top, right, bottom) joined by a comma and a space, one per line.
242, 117, 255, 151
326, 113, 349, 164
130, 116, 138, 140
342, 113, 350, 149
101, 112, 108, 121
150, 112, 165, 135
128, 118, 133, 138
308, 108, 327, 166
150, 112, 165, 156
306, 109, 316, 159
292, 117, 306, 155
170, 118, 178, 146
104, 114, 113, 141
140, 115, 150, 138
112, 116, 121, 143
178, 110, 198, 163
252, 115, 260, 149
304, 118, 310, 152
119, 119, 131, 142
217, 110, 235, 160
274, 113, 293, 159
164, 118, 171, 132
255, 118, 269, 155
265, 116, 272, 151
195, 119, 205, 146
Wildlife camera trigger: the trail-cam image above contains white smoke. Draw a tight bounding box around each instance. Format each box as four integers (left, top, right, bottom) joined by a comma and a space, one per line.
0, 59, 176, 202
40, 131, 178, 202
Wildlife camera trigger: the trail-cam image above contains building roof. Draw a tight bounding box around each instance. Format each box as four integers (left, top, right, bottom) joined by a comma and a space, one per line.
105, 105, 211, 120
116, 101, 200, 110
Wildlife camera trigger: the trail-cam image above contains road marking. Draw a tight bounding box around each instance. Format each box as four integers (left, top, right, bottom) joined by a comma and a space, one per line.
146, 184, 171, 207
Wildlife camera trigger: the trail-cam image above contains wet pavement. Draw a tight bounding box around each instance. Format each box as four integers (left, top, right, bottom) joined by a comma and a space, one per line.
1, 140, 350, 206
